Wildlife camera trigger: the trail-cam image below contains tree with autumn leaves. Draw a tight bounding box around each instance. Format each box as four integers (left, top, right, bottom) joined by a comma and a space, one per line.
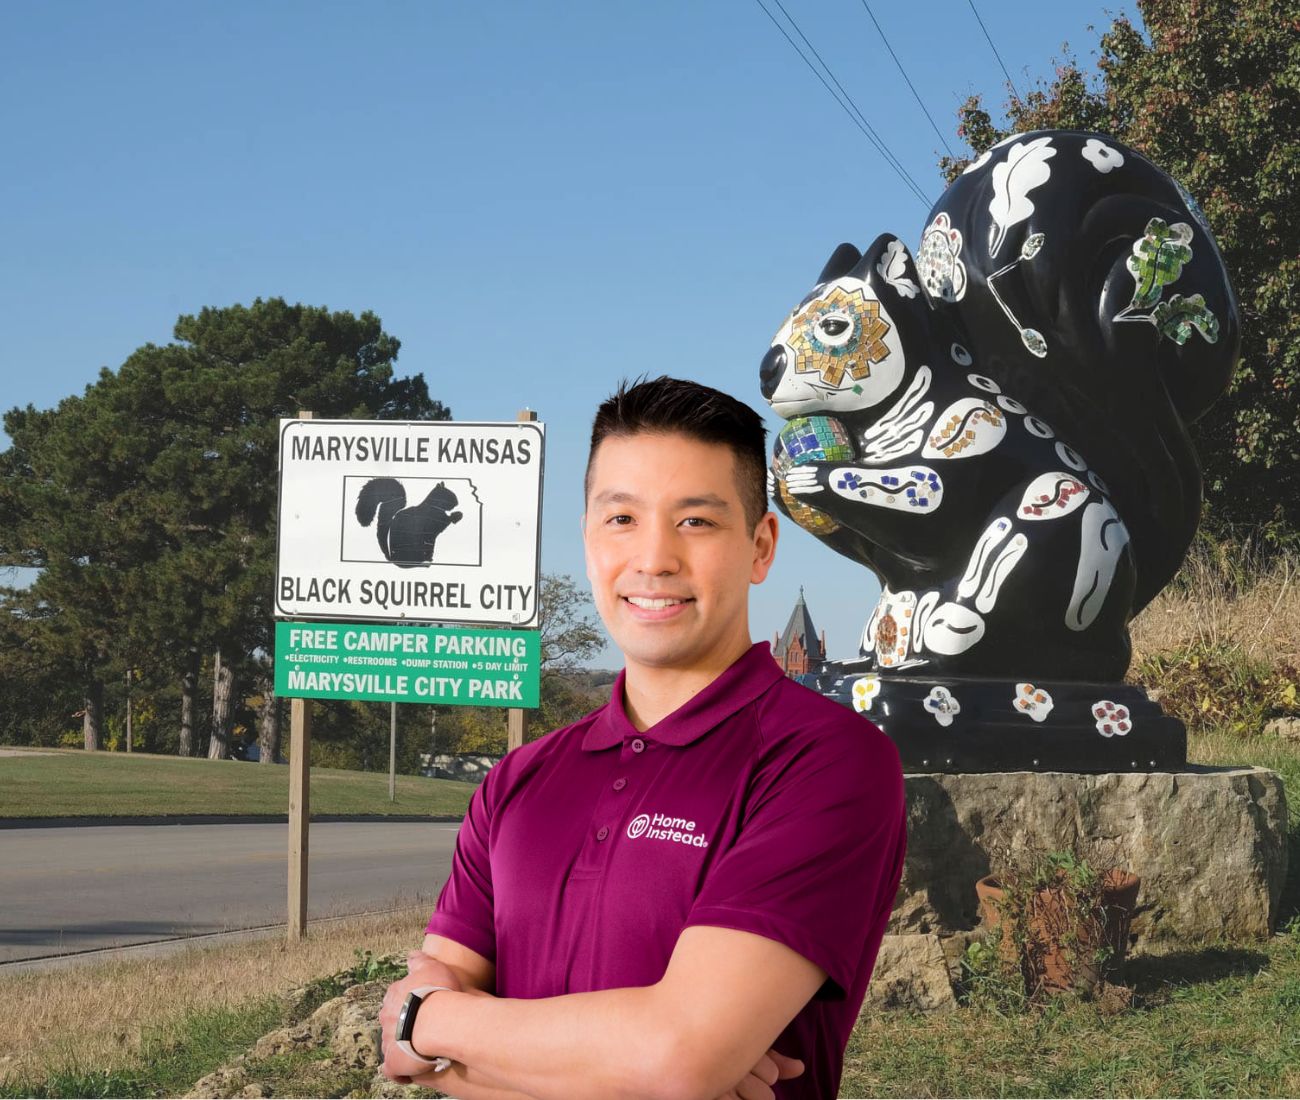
942, 0, 1298, 539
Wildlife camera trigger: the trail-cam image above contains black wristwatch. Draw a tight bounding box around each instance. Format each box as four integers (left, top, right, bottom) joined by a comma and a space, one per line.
394, 984, 453, 1071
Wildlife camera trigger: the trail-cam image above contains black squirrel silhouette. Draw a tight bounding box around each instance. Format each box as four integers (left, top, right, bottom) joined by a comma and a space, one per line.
355, 478, 463, 568
759, 131, 1241, 769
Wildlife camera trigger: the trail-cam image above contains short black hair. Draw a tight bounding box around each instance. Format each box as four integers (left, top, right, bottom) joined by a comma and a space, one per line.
585, 376, 769, 531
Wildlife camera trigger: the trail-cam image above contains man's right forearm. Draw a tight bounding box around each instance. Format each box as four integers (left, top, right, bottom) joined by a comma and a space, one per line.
415, 971, 539, 1099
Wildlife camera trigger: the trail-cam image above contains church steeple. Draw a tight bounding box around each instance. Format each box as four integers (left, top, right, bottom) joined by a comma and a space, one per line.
771, 587, 826, 678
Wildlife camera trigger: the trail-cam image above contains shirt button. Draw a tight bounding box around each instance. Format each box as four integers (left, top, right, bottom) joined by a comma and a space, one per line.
596, 826, 610, 841
631, 738, 646, 754
612, 777, 627, 791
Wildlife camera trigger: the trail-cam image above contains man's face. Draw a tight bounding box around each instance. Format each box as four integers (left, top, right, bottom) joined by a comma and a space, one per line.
583, 431, 777, 676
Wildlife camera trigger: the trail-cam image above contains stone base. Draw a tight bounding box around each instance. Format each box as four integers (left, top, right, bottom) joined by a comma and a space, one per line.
862, 765, 1289, 1012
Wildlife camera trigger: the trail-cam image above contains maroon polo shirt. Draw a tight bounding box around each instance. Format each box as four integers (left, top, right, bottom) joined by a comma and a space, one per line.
427, 642, 906, 1099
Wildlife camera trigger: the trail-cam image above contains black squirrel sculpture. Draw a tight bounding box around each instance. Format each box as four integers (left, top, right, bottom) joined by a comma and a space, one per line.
759, 131, 1240, 772
355, 478, 463, 567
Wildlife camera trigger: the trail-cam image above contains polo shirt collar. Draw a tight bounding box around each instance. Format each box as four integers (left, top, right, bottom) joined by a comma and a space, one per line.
582, 642, 784, 751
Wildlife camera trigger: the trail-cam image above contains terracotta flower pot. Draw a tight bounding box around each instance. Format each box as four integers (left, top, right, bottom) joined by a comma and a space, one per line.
976, 868, 1140, 996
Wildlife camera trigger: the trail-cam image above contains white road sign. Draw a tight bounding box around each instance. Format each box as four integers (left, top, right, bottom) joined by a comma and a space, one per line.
276, 419, 544, 626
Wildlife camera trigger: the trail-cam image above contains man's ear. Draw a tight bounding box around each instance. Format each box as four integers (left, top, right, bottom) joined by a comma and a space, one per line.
750, 511, 779, 585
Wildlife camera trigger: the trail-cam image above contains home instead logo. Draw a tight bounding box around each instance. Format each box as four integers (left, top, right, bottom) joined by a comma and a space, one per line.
626, 812, 709, 849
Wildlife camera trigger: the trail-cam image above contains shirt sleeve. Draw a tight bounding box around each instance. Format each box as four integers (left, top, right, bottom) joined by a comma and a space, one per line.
682, 716, 905, 1000
425, 767, 498, 964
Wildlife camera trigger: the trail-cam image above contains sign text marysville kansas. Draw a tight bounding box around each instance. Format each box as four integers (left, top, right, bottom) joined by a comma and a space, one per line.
276, 420, 544, 627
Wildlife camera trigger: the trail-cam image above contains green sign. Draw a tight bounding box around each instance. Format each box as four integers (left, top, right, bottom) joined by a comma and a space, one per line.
275, 621, 539, 707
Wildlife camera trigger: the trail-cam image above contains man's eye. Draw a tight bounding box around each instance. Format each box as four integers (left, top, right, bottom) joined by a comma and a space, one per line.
680, 517, 713, 528
606, 514, 634, 526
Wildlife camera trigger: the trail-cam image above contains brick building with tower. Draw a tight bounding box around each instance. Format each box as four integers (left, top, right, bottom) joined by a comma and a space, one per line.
771, 587, 826, 680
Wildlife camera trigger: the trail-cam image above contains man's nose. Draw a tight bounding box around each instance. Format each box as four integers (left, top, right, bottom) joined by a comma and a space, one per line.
635, 522, 681, 575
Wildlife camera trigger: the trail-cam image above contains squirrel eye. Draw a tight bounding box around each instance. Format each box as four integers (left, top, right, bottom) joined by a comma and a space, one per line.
815, 311, 855, 347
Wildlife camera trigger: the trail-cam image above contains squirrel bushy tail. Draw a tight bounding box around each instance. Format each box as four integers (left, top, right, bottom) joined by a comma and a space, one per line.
921, 131, 1241, 610
355, 477, 407, 558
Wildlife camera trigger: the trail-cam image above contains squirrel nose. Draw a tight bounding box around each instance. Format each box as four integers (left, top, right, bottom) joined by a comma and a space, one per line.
759, 345, 787, 399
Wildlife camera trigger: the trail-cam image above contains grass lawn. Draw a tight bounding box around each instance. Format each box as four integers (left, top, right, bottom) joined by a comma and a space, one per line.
0, 747, 476, 819
5, 917, 1300, 1098
840, 924, 1300, 1098
3, 729, 1297, 1096
0, 908, 427, 1099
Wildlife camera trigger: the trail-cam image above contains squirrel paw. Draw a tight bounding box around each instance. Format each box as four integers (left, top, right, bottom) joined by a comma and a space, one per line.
783, 467, 825, 496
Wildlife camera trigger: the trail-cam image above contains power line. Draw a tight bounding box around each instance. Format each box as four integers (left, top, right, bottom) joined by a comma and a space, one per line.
857, 0, 954, 158
767, 0, 932, 206
966, 0, 1023, 105
752, 0, 932, 208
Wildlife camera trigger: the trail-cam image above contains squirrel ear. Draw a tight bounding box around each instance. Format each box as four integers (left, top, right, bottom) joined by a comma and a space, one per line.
816, 243, 862, 284
851, 234, 919, 295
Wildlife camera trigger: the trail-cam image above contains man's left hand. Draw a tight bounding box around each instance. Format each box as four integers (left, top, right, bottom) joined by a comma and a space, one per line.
379, 951, 462, 1083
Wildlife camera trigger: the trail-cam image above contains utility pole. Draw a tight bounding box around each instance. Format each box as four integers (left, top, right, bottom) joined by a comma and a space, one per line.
124, 668, 133, 753
389, 701, 398, 802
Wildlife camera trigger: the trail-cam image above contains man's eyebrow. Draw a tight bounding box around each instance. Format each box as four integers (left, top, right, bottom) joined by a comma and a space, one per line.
676, 494, 731, 510
591, 490, 641, 506
589, 490, 732, 510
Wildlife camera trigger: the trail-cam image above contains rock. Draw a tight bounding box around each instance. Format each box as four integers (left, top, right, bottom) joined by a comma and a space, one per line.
186, 980, 393, 1097
331, 982, 386, 1069
1266, 717, 1300, 741
184, 1064, 253, 1099
862, 933, 957, 1013
250, 1016, 331, 1060
894, 766, 1288, 950
366, 1072, 435, 1098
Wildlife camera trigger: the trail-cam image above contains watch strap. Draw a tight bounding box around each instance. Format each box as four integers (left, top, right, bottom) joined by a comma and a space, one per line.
394, 984, 453, 1071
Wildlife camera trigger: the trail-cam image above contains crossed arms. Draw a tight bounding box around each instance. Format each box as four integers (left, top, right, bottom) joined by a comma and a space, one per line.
378, 923, 827, 1100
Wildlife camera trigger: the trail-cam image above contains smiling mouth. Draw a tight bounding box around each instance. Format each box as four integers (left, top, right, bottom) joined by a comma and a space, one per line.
624, 596, 692, 610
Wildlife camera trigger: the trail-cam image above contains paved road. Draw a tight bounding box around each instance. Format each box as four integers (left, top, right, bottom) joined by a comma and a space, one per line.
0, 821, 459, 964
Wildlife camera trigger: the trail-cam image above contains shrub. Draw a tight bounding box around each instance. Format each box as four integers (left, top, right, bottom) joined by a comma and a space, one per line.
1132, 641, 1299, 735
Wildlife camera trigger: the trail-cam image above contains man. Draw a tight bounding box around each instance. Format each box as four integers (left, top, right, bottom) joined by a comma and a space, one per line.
380, 377, 905, 1100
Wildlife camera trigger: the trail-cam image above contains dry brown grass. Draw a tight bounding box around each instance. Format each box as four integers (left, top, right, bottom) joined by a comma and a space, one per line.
0, 907, 428, 1085
1129, 547, 1300, 668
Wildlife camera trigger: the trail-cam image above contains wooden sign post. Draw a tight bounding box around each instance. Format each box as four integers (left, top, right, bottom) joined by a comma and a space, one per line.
507, 408, 537, 752
288, 410, 314, 942
287, 695, 312, 941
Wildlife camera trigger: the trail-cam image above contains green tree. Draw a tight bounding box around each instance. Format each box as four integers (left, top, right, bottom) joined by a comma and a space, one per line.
535, 572, 606, 733
433, 573, 607, 756
940, 0, 1299, 537
0, 299, 448, 754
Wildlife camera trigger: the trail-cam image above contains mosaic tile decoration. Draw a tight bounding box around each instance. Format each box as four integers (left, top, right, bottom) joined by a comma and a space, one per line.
774, 416, 855, 468
788, 286, 892, 387
778, 481, 839, 535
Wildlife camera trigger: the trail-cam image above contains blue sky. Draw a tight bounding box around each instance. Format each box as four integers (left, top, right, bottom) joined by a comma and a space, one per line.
0, 0, 1138, 666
